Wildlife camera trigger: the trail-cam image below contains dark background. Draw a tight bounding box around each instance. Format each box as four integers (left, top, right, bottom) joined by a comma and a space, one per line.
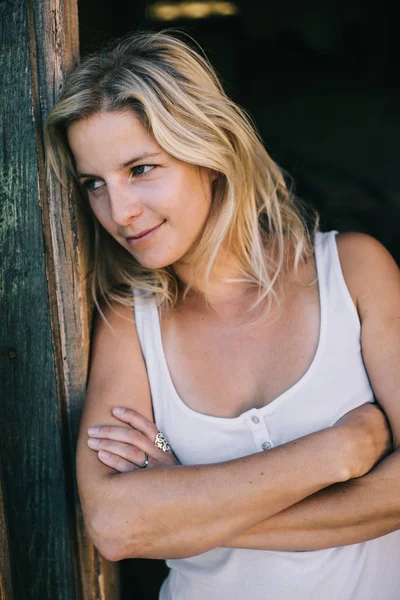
78, 1, 399, 597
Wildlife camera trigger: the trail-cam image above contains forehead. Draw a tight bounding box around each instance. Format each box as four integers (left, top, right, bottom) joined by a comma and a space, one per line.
67, 110, 161, 173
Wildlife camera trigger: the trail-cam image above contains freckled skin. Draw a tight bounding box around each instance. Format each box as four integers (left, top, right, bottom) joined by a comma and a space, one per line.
67, 110, 215, 270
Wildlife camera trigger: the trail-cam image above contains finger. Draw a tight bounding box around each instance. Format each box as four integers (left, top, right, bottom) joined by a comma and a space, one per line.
111, 407, 159, 441
97, 450, 138, 473
88, 425, 158, 457
88, 438, 147, 465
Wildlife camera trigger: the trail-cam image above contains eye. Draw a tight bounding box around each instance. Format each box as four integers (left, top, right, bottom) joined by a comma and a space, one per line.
131, 164, 155, 178
80, 164, 155, 192
81, 178, 104, 192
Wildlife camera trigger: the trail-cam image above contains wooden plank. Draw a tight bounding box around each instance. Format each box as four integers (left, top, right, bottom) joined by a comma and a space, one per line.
0, 465, 13, 600
0, 1, 119, 598
27, 1, 120, 599
0, 1, 78, 597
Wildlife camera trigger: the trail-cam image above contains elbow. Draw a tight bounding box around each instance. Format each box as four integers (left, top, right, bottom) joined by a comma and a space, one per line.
89, 513, 205, 560
85, 508, 144, 562
96, 541, 125, 563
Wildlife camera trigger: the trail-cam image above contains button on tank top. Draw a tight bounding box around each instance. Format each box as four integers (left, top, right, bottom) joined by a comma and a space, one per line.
134, 231, 400, 600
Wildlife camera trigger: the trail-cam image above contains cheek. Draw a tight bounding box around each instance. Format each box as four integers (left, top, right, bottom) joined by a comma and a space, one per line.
192, 186, 213, 227
88, 198, 112, 229
178, 176, 213, 223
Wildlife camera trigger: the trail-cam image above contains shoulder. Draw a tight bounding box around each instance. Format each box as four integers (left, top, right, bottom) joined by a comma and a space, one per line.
335, 231, 400, 322
90, 298, 139, 362
334, 234, 400, 446
87, 298, 154, 420
93, 298, 137, 338
335, 231, 393, 262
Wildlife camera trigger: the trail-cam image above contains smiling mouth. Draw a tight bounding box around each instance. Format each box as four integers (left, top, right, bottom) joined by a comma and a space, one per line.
126, 220, 166, 242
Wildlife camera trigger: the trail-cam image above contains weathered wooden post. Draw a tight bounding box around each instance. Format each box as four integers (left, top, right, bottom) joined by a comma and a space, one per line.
0, 1, 119, 598
0, 469, 13, 600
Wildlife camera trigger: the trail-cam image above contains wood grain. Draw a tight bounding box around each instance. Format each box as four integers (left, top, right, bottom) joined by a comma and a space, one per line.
0, 1, 119, 598
28, 0, 119, 598
0, 1, 77, 597
0, 466, 13, 600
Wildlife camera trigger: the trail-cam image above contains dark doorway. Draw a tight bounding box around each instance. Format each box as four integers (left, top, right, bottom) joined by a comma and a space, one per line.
79, 0, 400, 264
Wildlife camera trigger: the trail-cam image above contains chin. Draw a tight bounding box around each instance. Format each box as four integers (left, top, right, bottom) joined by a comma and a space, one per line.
130, 251, 178, 271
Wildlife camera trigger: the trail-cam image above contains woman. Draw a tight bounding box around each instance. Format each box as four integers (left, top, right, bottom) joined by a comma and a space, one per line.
45, 31, 400, 599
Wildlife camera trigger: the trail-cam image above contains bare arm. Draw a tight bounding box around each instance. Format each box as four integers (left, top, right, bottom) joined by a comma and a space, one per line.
76, 299, 387, 562
225, 233, 400, 551
225, 451, 400, 551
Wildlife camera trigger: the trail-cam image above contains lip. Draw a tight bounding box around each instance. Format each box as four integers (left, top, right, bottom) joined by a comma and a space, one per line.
125, 220, 165, 245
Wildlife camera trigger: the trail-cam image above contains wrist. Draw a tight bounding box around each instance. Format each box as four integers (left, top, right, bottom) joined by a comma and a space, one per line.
317, 427, 353, 484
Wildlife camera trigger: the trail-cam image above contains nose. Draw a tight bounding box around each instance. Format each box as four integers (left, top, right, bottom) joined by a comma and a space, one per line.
108, 182, 142, 226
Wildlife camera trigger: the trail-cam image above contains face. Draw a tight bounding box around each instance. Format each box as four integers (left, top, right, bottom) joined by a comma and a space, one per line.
67, 110, 214, 270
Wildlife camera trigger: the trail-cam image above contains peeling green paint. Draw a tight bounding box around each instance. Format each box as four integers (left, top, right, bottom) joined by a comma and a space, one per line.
0, 1, 78, 598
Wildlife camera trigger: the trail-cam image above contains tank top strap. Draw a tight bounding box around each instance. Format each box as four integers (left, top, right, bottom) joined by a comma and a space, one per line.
315, 230, 360, 333
132, 288, 160, 369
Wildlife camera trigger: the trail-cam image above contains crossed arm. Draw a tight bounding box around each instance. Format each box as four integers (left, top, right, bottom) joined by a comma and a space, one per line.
226, 233, 400, 551
225, 448, 400, 551
77, 233, 400, 560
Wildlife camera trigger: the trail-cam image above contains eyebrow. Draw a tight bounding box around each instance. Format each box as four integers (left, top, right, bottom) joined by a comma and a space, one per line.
77, 152, 162, 178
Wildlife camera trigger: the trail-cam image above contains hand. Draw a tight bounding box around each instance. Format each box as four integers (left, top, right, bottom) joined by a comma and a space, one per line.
87, 407, 180, 472
333, 402, 392, 480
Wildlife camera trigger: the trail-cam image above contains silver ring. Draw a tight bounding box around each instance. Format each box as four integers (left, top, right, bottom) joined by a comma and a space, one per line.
154, 432, 172, 453
139, 453, 149, 469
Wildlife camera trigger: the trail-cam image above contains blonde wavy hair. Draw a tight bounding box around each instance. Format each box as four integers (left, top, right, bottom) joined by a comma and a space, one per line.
45, 30, 316, 314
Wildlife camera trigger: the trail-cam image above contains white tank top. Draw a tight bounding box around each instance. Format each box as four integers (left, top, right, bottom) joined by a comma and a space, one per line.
134, 231, 400, 600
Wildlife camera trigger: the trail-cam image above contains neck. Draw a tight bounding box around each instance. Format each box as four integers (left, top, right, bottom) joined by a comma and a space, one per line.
172, 251, 261, 315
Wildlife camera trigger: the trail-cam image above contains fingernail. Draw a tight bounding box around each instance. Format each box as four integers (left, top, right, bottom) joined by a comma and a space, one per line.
112, 407, 125, 415
88, 427, 99, 434
99, 451, 111, 458
88, 438, 100, 447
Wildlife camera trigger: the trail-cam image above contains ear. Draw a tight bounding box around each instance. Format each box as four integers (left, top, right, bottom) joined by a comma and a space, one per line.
204, 168, 220, 185
197, 166, 219, 185
210, 169, 219, 183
